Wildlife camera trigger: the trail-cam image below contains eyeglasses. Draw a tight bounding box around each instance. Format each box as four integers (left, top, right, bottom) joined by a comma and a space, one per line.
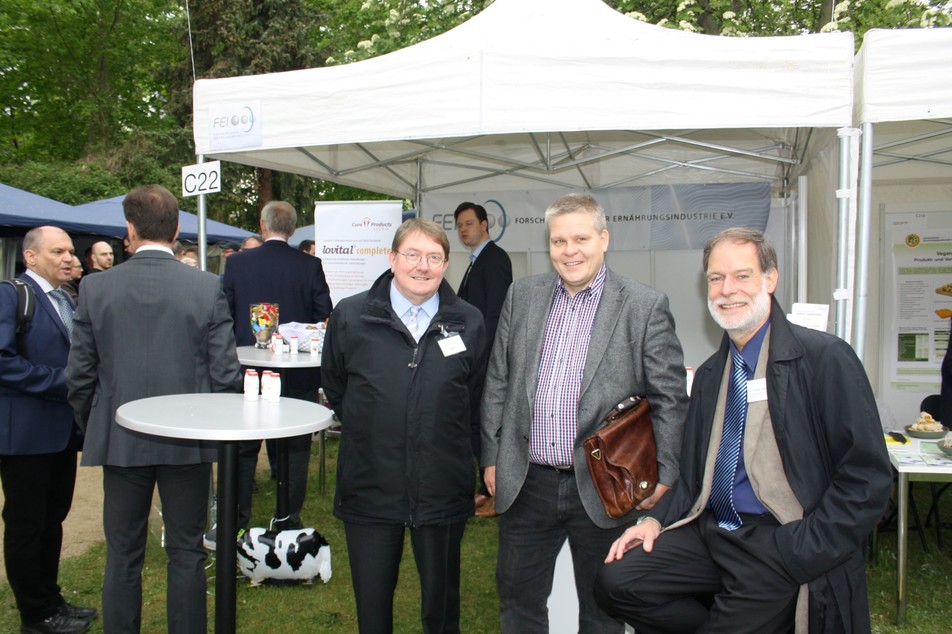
395, 251, 446, 267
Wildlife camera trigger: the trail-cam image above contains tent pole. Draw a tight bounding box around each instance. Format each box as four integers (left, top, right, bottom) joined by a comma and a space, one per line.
197, 154, 208, 272
853, 122, 874, 363
834, 128, 853, 342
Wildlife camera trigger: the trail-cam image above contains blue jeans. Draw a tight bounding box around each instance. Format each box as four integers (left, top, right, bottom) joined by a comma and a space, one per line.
496, 464, 625, 634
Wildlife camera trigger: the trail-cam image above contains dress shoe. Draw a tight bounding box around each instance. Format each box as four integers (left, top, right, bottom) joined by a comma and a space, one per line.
20, 613, 90, 634
474, 494, 499, 518
59, 602, 97, 621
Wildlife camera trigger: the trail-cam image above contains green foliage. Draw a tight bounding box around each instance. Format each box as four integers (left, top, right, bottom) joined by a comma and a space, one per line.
607, 0, 951, 40
0, 445, 950, 632
0, 441, 504, 633
1, 0, 949, 225
0, 0, 184, 162
316, 0, 491, 66
0, 161, 123, 205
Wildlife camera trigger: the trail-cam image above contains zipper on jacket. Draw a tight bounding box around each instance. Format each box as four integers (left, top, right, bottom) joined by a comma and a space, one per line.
408, 347, 419, 369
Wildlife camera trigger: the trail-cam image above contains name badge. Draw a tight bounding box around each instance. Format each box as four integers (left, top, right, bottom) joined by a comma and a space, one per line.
747, 378, 768, 403
438, 333, 467, 357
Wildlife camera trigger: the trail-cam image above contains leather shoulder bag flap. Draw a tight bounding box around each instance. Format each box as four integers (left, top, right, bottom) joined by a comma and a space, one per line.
583, 395, 658, 519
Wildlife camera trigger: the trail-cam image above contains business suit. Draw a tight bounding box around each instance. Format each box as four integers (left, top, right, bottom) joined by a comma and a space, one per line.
0, 272, 80, 626
481, 268, 688, 633
596, 299, 893, 633
457, 240, 512, 345
458, 239, 512, 496
67, 250, 241, 633
222, 239, 333, 528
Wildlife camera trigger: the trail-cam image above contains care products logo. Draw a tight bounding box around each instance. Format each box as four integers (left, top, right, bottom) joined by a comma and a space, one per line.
351, 216, 394, 230
209, 102, 262, 151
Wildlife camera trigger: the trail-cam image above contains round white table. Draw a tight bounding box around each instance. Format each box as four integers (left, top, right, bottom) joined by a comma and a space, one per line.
235, 345, 321, 368
235, 345, 332, 496
116, 393, 333, 634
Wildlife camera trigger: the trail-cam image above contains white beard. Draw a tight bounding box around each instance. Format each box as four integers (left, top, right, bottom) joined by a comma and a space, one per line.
707, 278, 772, 338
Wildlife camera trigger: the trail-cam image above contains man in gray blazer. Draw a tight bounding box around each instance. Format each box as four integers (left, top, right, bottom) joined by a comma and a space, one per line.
66, 185, 242, 633
481, 193, 689, 633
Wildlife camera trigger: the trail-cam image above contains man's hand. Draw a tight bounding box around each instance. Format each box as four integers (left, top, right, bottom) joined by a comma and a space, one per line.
604, 518, 661, 563
635, 483, 670, 511
484, 466, 496, 497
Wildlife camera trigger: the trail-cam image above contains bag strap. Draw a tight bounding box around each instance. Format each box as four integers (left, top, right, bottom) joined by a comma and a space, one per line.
2, 279, 36, 355
604, 395, 645, 423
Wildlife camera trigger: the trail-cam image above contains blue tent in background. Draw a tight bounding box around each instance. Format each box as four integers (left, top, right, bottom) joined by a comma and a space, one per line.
0, 185, 252, 243
0, 183, 120, 235
73, 196, 253, 243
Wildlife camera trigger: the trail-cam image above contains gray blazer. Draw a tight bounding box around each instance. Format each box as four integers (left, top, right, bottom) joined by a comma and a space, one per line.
481, 269, 688, 529
67, 250, 242, 467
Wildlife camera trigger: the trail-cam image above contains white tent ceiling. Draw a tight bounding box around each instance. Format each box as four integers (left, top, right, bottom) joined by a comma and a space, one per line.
852, 27, 952, 363
854, 27, 952, 182
192, 0, 855, 201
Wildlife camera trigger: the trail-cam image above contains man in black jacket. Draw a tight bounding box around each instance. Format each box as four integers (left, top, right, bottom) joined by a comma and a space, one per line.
223, 201, 333, 533
594, 228, 892, 633
322, 218, 486, 634
454, 201, 513, 517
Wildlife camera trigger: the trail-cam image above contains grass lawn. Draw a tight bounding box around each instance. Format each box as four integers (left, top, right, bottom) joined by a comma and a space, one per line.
0, 440, 949, 632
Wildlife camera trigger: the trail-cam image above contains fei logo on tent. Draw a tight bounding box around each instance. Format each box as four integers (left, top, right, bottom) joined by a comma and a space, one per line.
209, 102, 262, 151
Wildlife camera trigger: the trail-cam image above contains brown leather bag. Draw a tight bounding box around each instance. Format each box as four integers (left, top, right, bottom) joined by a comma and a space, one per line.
583, 395, 658, 519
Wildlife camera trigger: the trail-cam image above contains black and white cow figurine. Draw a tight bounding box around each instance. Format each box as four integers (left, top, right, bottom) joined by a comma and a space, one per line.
237, 527, 332, 585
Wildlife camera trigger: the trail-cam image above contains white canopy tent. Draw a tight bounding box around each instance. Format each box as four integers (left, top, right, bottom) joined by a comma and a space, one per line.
193, 0, 854, 202
853, 27, 952, 415
192, 0, 858, 364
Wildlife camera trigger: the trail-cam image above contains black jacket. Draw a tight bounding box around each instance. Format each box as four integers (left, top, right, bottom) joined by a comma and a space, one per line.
650, 298, 892, 632
322, 271, 487, 526
457, 240, 512, 345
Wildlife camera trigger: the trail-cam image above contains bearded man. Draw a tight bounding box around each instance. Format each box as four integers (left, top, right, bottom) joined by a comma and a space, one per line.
594, 227, 892, 634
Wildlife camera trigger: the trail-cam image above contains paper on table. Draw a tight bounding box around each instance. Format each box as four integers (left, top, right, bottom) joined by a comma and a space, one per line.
923, 453, 952, 466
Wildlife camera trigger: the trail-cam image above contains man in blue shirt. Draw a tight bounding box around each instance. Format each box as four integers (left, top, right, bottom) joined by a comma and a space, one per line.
595, 228, 892, 633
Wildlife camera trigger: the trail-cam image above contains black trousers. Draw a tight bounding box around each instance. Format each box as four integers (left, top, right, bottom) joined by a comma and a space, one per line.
594, 511, 799, 634
102, 463, 210, 634
237, 380, 316, 529
0, 449, 77, 623
344, 520, 467, 634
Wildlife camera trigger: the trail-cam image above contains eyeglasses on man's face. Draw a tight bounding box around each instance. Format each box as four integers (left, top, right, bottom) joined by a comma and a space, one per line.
394, 250, 446, 267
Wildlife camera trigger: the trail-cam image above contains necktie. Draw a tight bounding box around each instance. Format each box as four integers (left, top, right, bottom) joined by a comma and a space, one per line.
405, 305, 421, 341
709, 350, 748, 530
459, 259, 474, 293
49, 289, 74, 339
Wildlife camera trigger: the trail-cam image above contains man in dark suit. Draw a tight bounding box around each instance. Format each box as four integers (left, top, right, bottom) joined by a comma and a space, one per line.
66, 185, 242, 633
223, 201, 333, 532
595, 228, 892, 633
455, 202, 512, 345
481, 194, 688, 633
0, 226, 97, 634
454, 202, 513, 517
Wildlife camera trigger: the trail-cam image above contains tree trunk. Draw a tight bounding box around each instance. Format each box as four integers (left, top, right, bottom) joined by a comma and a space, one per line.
257, 168, 273, 210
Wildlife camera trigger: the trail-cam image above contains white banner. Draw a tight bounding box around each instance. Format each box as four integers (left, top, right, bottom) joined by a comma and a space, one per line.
208, 102, 262, 151
423, 183, 770, 252
314, 201, 403, 305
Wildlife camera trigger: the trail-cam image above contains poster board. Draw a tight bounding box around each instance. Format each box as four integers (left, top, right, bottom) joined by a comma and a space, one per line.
314, 200, 403, 306
880, 204, 952, 423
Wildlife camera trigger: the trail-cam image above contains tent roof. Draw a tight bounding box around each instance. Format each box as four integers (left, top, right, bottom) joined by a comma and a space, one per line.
192, 0, 854, 198
0, 183, 116, 235
0, 184, 94, 233
854, 27, 952, 125
0, 185, 251, 242
72, 196, 253, 243
853, 27, 952, 182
